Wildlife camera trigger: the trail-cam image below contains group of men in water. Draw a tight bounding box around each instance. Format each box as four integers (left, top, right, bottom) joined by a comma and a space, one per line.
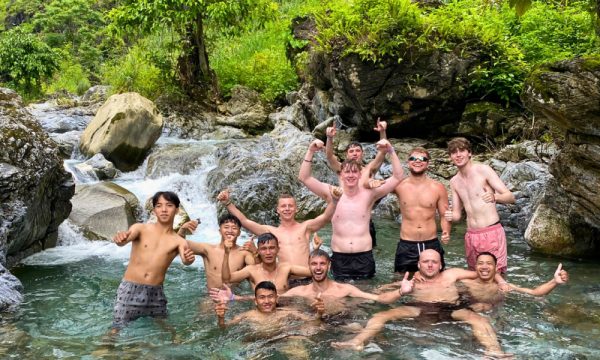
110, 119, 569, 357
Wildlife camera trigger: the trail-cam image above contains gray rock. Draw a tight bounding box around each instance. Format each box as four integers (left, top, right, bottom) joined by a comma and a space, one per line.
145, 142, 215, 179
80, 92, 163, 171
81, 85, 110, 104
73, 153, 118, 181
225, 85, 262, 115
68, 182, 139, 240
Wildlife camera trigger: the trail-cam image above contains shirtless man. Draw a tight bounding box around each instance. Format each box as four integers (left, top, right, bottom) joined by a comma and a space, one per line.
444, 137, 515, 273
330, 249, 505, 355
111, 191, 196, 330
222, 233, 311, 293
182, 214, 255, 289
216, 188, 341, 286
299, 139, 403, 280
393, 147, 451, 273
325, 118, 388, 247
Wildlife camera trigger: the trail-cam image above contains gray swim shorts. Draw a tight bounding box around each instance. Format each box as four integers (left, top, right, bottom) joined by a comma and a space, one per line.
112, 280, 168, 329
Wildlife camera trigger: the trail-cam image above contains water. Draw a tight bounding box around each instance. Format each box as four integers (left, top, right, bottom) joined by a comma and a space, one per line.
2, 103, 599, 359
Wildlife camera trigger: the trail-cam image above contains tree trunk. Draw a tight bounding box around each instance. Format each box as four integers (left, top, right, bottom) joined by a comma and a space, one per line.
177, 15, 218, 98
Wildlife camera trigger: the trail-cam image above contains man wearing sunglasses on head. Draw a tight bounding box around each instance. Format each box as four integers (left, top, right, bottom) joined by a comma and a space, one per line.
392, 147, 451, 274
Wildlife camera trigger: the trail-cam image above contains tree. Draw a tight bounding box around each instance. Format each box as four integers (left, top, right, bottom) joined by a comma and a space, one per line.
0, 27, 58, 94
108, 0, 276, 98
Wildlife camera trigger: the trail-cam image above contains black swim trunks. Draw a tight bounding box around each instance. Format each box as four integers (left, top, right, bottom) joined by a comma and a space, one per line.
331, 250, 375, 281
405, 301, 466, 323
394, 238, 445, 273
112, 280, 168, 329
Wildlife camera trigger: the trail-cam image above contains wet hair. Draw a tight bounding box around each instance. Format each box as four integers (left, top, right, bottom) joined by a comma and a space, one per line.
309, 249, 331, 262
152, 191, 180, 208
218, 213, 242, 228
409, 147, 431, 160
447, 137, 472, 154
257, 232, 279, 246
344, 141, 363, 153
477, 252, 497, 265
255, 280, 277, 296
339, 159, 363, 174
279, 193, 294, 200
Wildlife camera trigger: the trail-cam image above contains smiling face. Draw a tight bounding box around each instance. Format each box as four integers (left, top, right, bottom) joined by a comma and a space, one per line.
257, 239, 279, 265
449, 148, 472, 168
475, 254, 497, 281
345, 144, 364, 162
408, 151, 430, 175
340, 161, 362, 188
152, 195, 178, 224
219, 220, 241, 243
417, 249, 442, 279
276, 197, 297, 221
255, 288, 278, 313
309, 255, 330, 283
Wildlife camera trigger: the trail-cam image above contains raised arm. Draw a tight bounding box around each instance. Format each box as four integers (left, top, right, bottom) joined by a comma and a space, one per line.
217, 189, 270, 235
304, 186, 343, 233
113, 223, 143, 246
369, 140, 404, 200
445, 183, 463, 223
288, 264, 312, 278
325, 125, 342, 173
360, 118, 389, 182
436, 183, 451, 244
299, 139, 333, 199
222, 239, 252, 284
178, 240, 196, 265
509, 264, 568, 296
482, 165, 515, 205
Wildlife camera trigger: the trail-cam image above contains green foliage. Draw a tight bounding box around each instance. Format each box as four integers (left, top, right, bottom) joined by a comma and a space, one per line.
0, 27, 58, 95
44, 58, 91, 95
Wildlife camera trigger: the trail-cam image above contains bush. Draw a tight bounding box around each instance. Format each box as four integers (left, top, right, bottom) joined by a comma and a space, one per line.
44, 57, 91, 96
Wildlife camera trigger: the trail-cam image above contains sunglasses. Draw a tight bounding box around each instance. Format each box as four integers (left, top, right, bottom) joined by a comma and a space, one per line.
408, 156, 429, 162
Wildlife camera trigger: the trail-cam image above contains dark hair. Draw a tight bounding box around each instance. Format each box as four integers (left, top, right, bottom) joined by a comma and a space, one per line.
476, 252, 497, 265
344, 141, 363, 153
152, 191, 180, 208
309, 249, 330, 262
255, 281, 277, 296
447, 137, 472, 154
339, 159, 363, 174
218, 213, 241, 228
257, 232, 278, 246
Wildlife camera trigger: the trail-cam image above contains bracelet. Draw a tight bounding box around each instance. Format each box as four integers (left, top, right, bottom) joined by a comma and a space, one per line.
304, 158, 313, 162
229, 292, 235, 302
223, 200, 232, 206
387, 147, 395, 154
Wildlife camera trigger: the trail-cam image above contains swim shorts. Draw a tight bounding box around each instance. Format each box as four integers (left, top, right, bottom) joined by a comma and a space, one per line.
331, 250, 375, 280
465, 222, 507, 273
112, 280, 168, 329
370, 219, 377, 248
394, 238, 445, 273
405, 301, 467, 323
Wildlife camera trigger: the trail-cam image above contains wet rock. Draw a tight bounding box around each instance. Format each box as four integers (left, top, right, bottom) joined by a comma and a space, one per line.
81, 85, 110, 104
80, 92, 163, 171
73, 153, 118, 181
145, 143, 215, 179
68, 182, 139, 240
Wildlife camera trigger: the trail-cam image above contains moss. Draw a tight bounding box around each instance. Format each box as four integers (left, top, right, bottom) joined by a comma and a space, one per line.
579, 54, 600, 72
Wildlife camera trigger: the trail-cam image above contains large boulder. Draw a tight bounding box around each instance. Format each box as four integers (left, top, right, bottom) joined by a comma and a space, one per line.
68, 182, 140, 240
80, 92, 163, 171
521, 56, 600, 256
145, 142, 215, 179
0, 88, 74, 310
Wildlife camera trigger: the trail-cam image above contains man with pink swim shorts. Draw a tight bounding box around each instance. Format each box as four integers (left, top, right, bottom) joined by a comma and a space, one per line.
444, 137, 515, 273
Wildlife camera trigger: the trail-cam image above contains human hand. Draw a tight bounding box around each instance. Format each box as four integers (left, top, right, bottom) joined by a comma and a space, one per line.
309, 139, 325, 153
178, 219, 199, 236
329, 185, 343, 201
554, 263, 568, 284
367, 178, 386, 189
217, 189, 230, 204
441, 232, 450, 245
215, 300, 228, 318
412, 271, 425, 283
242, 237, 257, 255
326, 126, 337, 138
210, 284, 233, 303
373, 117, 387, 132
113, 230, 130, 245
400, 272, 414, 295
481, 187, 496, 203
223, 238, 234, 252
375, 139, 393, 154
181, 244, 196, 265
312, 233, 323, 249
311, 292, 325, 316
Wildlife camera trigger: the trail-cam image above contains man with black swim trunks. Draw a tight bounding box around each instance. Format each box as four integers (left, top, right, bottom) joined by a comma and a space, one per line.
392, 147, 451, 273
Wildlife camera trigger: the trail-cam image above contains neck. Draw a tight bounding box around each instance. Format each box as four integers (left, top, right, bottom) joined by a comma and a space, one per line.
409, 172, 428, 181
153, 221, 175, 234
261, 262, 277, 272
457, 160, 473, 175
311, 277, 332, 292
279, 218, 298, 227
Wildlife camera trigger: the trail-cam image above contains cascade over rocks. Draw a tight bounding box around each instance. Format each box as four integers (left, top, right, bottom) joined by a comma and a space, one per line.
0, 88, 74, 311
522, 57, 600, 256
80, 92, 163, 171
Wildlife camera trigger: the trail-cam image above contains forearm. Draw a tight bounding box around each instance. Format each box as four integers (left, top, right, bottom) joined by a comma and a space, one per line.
299, 150, 316, 182
515, 279, 558, 296
376, 289, 403, 304
494, 191, 515, 205
222, 254, 232, 283
388, 148, 404, 181
325, 138, 341, 172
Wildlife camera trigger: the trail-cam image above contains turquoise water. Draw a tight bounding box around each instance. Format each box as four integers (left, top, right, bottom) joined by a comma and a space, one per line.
3, 220, 600, 359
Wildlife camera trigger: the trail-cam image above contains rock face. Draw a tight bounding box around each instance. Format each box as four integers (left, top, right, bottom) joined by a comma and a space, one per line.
0, 88, 74, 310
80, 92, 163, 171
522, 57, 600, 257
68, 182, 139, 240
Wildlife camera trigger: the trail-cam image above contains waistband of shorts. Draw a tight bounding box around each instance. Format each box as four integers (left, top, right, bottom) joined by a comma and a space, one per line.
332, 250, 373, 257
121, 279, 164, 289
466, 222, 503, 234
399, 238, 439, 245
